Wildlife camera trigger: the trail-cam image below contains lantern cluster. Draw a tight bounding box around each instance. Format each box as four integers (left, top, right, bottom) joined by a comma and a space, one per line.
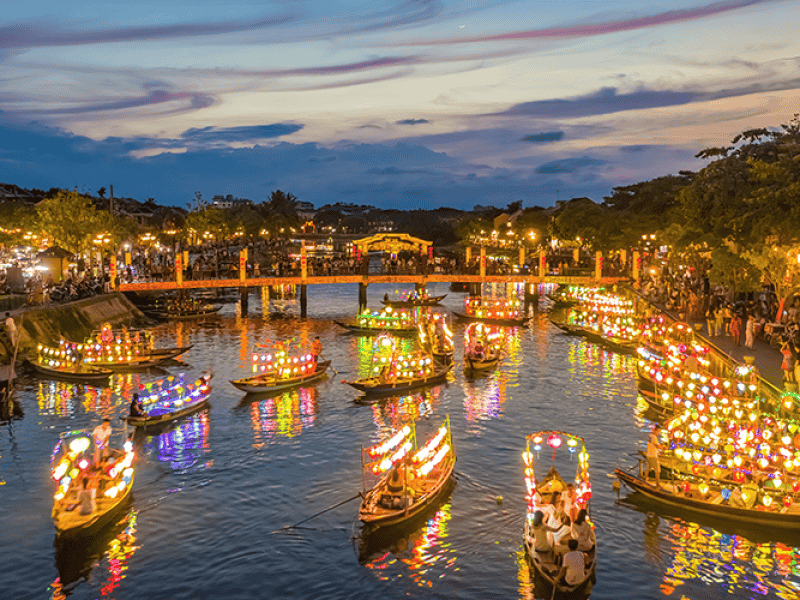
357, 307, 413, 329
138, 373, 211, 416
464, 296, 521, 320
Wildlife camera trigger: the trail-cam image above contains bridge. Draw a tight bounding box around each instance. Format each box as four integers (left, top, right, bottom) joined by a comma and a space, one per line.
119, 273, 629, 317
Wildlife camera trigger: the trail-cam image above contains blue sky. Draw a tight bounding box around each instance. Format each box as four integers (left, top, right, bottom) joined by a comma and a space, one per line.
2, 0, 798, 209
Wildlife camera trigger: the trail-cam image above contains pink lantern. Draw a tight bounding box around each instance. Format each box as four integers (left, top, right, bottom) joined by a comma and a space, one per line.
547, 434, 562, 459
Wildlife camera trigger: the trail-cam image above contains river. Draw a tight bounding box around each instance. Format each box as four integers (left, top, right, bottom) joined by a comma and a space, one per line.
1, 283, 799, 600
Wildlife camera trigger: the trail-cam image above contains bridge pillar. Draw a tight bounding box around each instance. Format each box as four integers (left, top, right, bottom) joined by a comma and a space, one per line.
539, 249, 546, 277
632, 251, 640, 282
300, 284, 307, 318
519, 247, 525, 268
240, 286, 249, 316
595, 251, 603, 280
359, 281, 368, 311
479, 246, 486, 278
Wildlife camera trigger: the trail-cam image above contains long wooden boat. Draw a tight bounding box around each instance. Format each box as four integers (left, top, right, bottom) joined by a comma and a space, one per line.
230, 360, 330, 394
144, 305, 222, 321
451, 311, 530, 327
359, 416, 455, 528
123, 374, 212, 427
344, 364, 451, 396
615, 468, 800, 529
380, 294, 447, 308
51, 433, 136, 539
30, 361, 112, 384
334, 320, 418, 335
522, 431, 596, 597
432, 350, 453, 365
549, 319, 586, 336
88, 346, 192, 371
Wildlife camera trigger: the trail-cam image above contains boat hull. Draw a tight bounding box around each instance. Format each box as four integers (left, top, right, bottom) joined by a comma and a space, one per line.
230, 361, 330, 394
334, 321, 417, 336
380, 294, 447, 308
89, 346, 192, 371
30, 361, 112, 384
451, 311, 529, 327
53, 475, 134, 540
615, 469, 800, 528
144, 306, 221, 321
345, 365, 451, 396
123, 398, 210, 427
463, 354, 500, 376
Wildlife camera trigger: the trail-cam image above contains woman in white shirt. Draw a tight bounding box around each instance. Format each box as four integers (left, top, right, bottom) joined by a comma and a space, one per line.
570, 509, 595, 552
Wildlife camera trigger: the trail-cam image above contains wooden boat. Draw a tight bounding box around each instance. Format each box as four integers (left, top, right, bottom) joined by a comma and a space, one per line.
334, 320, 417, 335
87, 346, 192, 371
432, 350, 453, 366
359, 416, 455, 528
344, 363, 451, 396
30, 360, 112, 384
463, 353, 500, 376
451, 311, 530, 327
230, 360, 330, 394
549, 319, 587, 336
615, 468, 800, 529
144, 305, 222, 320
380, 294, 447, 308
51, 432, 135, 539
123, 373, 212, 427
522, 431, 596, 597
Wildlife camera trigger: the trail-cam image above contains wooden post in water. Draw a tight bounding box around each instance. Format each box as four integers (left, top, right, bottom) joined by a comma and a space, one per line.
239, 248, 248, 316
300, 243, 308, 318
359, 281, 368, 311
300, 285, 307, 318
524, 282, 537, 313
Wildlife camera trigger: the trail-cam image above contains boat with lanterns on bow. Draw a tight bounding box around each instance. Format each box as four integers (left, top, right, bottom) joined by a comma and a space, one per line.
123, 372, 212, 427
51, 430, 135, 539
419, 314, 454, 366
343, 335, 451, 396
462, 322, 504, 377
522, 431, 596, 596
547, 284, 605, 310
230, 344, 330, 394
31, 342, 113, 384
452, 296, 530, 327
359, 415, 455, 528
75, 324, 192, 370
381, 290, 447, 308
335, 307, 418, 335
551, 292, 642, 355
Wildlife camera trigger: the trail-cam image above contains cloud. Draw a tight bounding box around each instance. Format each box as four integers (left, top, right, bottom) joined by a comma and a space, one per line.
396, 118, 430, 125
620, 144, 654, 153
26, 89, 217, 116
0, 13, 296, 49
180, 124, 304, 144
521, 131, 564, 143
535, 156, 605, 174
406, 0, 776, 45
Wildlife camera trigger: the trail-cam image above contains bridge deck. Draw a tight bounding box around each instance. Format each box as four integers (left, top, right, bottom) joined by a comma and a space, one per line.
119, 274, 628, 292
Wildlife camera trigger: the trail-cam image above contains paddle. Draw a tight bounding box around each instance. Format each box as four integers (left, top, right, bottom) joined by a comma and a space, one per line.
320, 355, 338, 375
271, 492, 362, 533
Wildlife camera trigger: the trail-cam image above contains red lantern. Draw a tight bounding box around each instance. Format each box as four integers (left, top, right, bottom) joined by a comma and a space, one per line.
784, 496, 793, 508
547, 434, 562, 459
793, 481, 800, 493
683, 481, 691, 493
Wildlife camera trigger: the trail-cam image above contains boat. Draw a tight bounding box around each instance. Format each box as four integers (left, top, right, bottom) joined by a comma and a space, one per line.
452, 296, 530, 327
51, 430, 135, 539
79, 324, 193, 370
335, 307, 418, 335
546, 285, 605, 310
359, 415, 455, 528
231, 360, 330, 394
123, 373, 212, 427
419, 314, 454, 366
31, 343, 113, 384
615, 468, 800, 529
380, 292, 447, 308
344, 333, 451, 396
144, 305, 221, 321
522, 431, 596, 597
462, 322, 504, 377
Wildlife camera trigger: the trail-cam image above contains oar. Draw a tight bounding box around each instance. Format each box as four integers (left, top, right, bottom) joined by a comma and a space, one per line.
320, 356, 338, 376
271, 492, 362, 534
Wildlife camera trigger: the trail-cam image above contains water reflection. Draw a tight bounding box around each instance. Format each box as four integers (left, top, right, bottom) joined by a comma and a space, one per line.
359, 495, 457, 589
137, 410, 210, 470
660, 520, 800, 599
462, 373, 507, 432
0, 393, 23, 423
366, 387, 443, 434
51, 508, 139, 599
245, 386, 319, 447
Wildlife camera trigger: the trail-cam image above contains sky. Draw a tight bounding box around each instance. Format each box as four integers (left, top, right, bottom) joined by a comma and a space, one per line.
2, 0, 799, 210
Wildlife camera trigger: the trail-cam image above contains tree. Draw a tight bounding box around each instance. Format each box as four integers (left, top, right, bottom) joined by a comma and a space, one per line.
707, 247, 762, 297
97, 186, 106, 199
36, 191, 106, 253
745, 245, 800, 300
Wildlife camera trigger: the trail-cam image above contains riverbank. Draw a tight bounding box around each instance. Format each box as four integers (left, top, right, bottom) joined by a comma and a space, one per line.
0, 293, 147, 361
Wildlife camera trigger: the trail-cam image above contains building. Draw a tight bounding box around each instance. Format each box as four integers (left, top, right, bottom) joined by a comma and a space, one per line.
295, 201, 316, 220
211, 194, 254, 209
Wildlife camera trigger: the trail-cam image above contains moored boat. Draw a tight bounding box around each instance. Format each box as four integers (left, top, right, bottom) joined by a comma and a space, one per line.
123, 373, 212, 427
32, 343, 113, 384
335, 307, 418, 335
144, 305, 221, 321
51, 430, 135, 539
345, 364, 451, 396
522, 431, 596, 596
231, 360, 330, 394
381, 292, 447, 308
452, 296, 529, 327
359, 415, 455, 528
230, 340, 330, 394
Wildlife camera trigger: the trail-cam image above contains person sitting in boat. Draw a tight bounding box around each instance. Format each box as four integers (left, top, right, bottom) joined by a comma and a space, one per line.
730, 473, 759, 509
570, 509, 595, 552
379, 366, 396, 384
563, 483, 578, 522
384, 293, 389, 302
311, 337, 323, 363
92, 419, 113, 466
529, 510, 560, 555
77, 477, 96, 516
471, 341, 484, 360
129, 393, 144, 417
646, 425, 663, 487
556, 539, 591, 587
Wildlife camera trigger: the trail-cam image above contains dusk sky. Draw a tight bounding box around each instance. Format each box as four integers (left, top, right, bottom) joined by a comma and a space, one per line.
2, 0, 798, 210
